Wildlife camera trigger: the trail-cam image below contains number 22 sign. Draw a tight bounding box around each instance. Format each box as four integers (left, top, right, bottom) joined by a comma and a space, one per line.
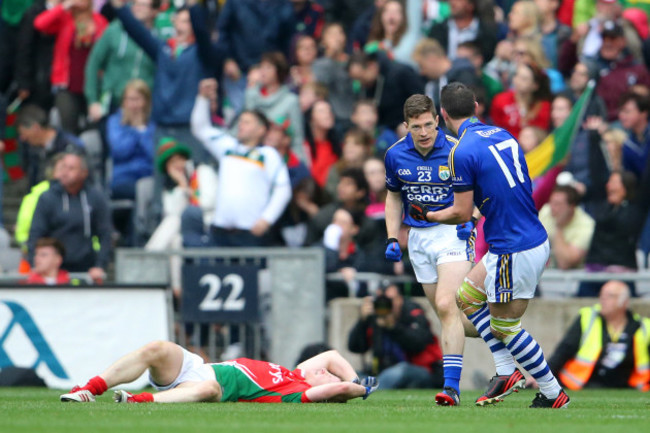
181, 264, 261, 323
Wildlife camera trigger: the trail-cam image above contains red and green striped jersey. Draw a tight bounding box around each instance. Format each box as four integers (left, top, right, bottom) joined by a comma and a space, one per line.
210, 358, 312, 403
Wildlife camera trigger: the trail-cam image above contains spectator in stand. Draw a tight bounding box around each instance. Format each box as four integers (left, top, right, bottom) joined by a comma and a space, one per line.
348, 283, 444, 389
265, 116, 313, 247
289, 35, 317, 90
145, 137, 218, 296
245, 51, 306, 164
513, 36, 565, 93
347, 51, 423, 132
306, 168, 377, 250
106, 79, 155, 245
25, 237, 71, 285
326, 0, 375, 37
28, 151, 112, 281
349, 0, 386, 52
298, 81, 328, 115
106, 79, 155, 200
366, 0, 422, 67
17, 104, 85, 187
291, 0, 325, 40
324, 128, 373, 198
15, 154, 66, 248
187, 79, 291, 247
350, 99, 398, 157
321, 208, 369, 299
565, 62, 608, 119
110, 0, 215, 162
305, 99, 340, 188
490, 62, 552, 139
547, 280, 650, 392
14, 0, 56, 111
518, 125, 547, 153
85, 0, 159, 122
412, 38, 481, 110
215, 0, 295, 116
312, 22, 355, 123
585, 19, 650, 122
363, 156, 387, 221
618, 91, 650, 179
539, 185, 595, 270
34, 0, 109, 134
581, 162, 648, 296
534, 0, 571, 69
507, 0, 541, 39
427, 0, 498, 62
456, 41, 503, 109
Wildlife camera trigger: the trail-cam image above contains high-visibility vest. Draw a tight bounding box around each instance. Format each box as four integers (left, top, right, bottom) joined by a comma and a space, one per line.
559, 305, 650, 391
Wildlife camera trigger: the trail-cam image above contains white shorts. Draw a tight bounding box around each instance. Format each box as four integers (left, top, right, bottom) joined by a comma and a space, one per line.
149, 347, 216, 391
408, 224, 475, 284
482, 240, 550, 303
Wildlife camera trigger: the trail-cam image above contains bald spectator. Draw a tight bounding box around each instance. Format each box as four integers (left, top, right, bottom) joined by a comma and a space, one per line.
28, 152, 112, 282
546, 281, 650, 392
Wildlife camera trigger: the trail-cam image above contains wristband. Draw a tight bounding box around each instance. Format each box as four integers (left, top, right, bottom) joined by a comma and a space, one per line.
470, 216, 478, 226
386, 238, 399, 245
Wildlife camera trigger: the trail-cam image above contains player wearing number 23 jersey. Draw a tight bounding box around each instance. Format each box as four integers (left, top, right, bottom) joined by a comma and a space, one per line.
449, 117, 547, 254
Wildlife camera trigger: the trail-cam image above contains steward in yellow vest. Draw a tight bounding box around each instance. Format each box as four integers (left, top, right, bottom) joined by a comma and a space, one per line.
549, 281, 650, 391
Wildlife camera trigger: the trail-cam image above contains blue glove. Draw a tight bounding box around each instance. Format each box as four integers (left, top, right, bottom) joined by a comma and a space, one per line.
456, 217, 477, 241
361, 376, 379, 400
385, 238, 402, 262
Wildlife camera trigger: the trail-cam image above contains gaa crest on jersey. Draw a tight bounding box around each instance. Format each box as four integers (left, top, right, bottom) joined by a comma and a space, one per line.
438, 166, 450, 181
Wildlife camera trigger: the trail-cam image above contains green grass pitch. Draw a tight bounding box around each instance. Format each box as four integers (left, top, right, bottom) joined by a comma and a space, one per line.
1, 388, 648, 433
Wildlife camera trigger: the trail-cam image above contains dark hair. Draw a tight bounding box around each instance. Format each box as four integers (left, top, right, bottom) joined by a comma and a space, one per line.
347, 51, 379, 71
344, 127, 374, 149
151, 0, 162, 9
340, 167, 369, 195
17, 104, 49, 128
403, 94, 437, 123
440, 82, 476, 119
457, 40, 482, 59
368, 0, 407, 46
619, 90, 650, 113
261, 51, 290, 84
240, 109, 270, 131
35, 237, 66, 258
521, 62, 552, 103
295, 343, 332, 366
614, 170, 638, 201
304, 100, 340, 159
552, 185, 580, 206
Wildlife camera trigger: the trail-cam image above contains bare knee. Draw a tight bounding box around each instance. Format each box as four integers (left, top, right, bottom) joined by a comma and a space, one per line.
195, 380, 222, 402
139, 341, 173, 364
435, 295, 458, 319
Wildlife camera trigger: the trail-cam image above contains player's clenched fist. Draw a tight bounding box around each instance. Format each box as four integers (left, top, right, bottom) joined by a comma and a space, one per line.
408, 199, 430, 222
385, 238, 402, 262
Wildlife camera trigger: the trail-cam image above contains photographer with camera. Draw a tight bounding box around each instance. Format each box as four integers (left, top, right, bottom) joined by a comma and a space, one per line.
347, 283, 444, 389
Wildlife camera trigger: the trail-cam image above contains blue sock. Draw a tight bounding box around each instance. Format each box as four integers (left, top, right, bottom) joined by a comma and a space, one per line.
468, 305, 516, 375
506, 329, 561, 398
443, 354, 463, 394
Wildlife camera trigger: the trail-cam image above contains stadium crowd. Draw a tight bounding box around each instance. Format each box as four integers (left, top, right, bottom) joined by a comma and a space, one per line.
0, 0, 649, 301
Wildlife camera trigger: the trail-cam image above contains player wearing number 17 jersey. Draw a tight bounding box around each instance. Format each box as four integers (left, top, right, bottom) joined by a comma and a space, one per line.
415, 83, 569, 409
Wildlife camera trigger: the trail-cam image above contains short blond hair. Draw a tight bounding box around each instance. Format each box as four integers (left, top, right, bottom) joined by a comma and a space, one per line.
412, 38, 446, 62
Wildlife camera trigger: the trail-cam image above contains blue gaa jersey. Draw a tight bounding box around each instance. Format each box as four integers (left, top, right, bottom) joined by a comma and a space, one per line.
385, 129, 457, 227
449, 118, 547, 254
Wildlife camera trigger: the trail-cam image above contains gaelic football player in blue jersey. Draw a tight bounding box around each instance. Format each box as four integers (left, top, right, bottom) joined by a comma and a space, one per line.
409, 82, 569, 409
384, 94, 476, 406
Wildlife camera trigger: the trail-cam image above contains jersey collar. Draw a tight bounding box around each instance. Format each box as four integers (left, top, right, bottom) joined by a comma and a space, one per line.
405, 127, 446, 153
457, 117, 482, 138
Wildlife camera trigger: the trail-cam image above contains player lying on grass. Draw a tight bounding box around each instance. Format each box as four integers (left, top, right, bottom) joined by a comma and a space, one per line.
60, 341, 378, 403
